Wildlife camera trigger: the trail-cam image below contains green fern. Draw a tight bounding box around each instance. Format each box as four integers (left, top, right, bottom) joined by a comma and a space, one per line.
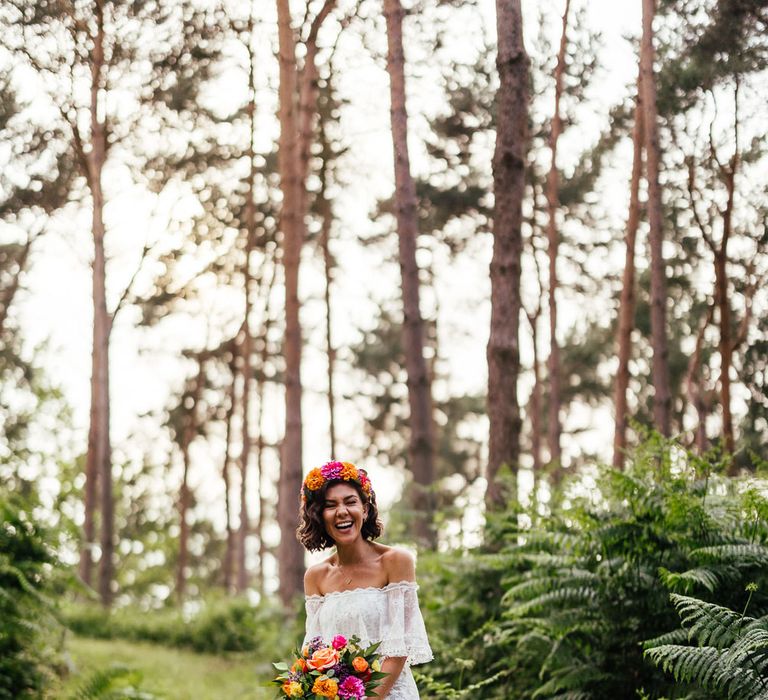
671, 593, 749, 647
645, 595, 768, 699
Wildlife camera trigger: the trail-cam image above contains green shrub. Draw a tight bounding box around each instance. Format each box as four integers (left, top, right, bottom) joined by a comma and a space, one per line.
63, 595, 295, 659
416, 436, 768, 699
0, 495, 60, 699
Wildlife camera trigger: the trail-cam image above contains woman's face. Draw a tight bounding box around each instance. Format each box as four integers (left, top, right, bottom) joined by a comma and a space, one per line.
321, 482, 368, 545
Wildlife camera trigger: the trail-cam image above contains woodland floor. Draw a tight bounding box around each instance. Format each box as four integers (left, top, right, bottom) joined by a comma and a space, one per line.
49, 636, 272, 699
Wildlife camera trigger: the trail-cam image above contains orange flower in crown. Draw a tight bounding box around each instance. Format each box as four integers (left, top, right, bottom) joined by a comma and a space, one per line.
301, 460, 375, 503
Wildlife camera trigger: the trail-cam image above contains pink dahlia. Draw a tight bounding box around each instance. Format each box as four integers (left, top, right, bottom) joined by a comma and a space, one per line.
321, 461, 343, 480
338, 675, 366, 699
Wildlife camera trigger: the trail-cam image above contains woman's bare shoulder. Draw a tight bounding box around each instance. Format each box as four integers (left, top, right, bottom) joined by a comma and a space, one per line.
304, 557, 334, 596
379, 545, 416, 583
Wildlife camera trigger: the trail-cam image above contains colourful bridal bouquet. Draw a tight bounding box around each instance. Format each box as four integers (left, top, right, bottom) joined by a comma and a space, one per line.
272, 634, 387, 699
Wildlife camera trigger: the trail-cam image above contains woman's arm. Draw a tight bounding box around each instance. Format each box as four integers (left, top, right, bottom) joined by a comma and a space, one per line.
371, 656, 407, 699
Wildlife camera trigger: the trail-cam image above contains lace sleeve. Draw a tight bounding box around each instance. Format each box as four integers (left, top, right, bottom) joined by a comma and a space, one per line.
303, 596, 323, 647
377, 582, 433, 666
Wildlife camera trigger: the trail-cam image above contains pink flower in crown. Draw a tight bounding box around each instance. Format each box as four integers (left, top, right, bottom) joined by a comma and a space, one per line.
331, 634, 347, 650
338, 675, 366, 699
321, 460, 343, 480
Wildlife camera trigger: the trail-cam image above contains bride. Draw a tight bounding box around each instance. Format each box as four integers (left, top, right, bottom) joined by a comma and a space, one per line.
297, 461, 433, 699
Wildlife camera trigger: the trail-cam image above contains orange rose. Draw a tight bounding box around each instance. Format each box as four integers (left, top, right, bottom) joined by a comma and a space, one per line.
311, 675, 339, 698
301, 643, 310, 658
291, 657, 308, 673
304, 468, 324, 491
307, 646, 339, 671
352, 656, 369, 673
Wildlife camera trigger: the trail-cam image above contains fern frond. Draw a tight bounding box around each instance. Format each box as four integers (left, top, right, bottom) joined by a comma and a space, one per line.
659, 567, 720, 593
671, 593, 752, 648
505, 586, 598, 617
643, 645, 723, 684
643, 628, 690, 649
690, 544, 768, 567
644, 644, 768, 699
503, 570, 597, 604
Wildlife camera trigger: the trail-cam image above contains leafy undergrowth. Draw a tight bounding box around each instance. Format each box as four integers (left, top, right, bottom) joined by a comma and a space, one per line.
48, 636, 272, 700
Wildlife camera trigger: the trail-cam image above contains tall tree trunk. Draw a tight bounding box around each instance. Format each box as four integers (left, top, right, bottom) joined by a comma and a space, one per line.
256, 263, 276, 599
318, 120, 338, 458
383, 0, 436, 547
79, 4, 114, 606
640, 0, 672, 436
236, 33, 258, 593
222, 359, 236, 594
717, 82, 739, 459
612, 70, 644, 468
176, 358, 205, 602
545, 0, 570, 475
486, 0, 529, 509
275, 0, 308, 606
686, 306, 713, 452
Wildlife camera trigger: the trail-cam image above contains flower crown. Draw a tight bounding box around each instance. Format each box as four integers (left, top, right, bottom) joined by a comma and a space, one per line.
301, 461, 373, 503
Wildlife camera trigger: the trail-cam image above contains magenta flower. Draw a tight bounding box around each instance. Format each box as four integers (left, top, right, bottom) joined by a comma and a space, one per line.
338, 675, 366, 699
331, 634, 348, 650
321, 461, 343, 480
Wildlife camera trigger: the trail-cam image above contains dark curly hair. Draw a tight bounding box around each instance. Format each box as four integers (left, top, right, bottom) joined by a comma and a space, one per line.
296, 479, 383, 552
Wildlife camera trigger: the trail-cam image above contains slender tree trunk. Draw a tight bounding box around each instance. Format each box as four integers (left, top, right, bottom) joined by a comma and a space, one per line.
222, 360, 236, 594
640, 0, 671, 436
275, 0, 308, 606
236, 37, 259, 593
545, 0, 570, 475
176, 358, 205, 602
612, 70, 644, 468
527, 311, 543, 474
318, 123, 338, 457
383, 0, 436, 547
256, 265, 276, 599
718, 87, 738, 459
686, 306, 713, 452
486, 0, 528, 509
78, 4, 114, 606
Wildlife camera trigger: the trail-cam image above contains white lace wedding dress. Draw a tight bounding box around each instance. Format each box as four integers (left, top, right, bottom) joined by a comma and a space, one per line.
304, 581, 433, 699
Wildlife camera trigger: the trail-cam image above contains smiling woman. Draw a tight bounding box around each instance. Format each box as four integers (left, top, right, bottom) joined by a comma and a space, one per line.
294, 461, 433, 699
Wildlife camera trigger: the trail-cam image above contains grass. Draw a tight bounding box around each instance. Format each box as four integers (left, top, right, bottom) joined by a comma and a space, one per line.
49, 636, 273, 699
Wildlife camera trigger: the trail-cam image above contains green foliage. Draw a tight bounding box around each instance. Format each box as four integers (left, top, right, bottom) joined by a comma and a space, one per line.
417, 437, 768, 699
62, 596, 294, 656
67, 666, 158, 700
644, 591, 768, 698
0, 494, 60, 699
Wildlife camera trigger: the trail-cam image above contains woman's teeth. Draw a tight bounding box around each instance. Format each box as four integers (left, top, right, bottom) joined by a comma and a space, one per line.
336, 521, 353, 530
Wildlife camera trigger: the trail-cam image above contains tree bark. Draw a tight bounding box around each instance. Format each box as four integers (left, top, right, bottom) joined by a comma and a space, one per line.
612, 70, 644, 469
222, 358, 236, 594
256, 263, 276, 599
640, 0, 672, 436
383, 0, 436, 547
545, 0, 570, 475
236, 33, 259, 593
176, 357, 205, 602
486, 0, 529, 509
78, 3, 114, 606
275, 0, 309, 606
318, 117, 338, 458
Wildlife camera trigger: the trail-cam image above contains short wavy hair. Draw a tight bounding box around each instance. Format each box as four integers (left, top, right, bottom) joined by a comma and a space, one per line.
296, 479, 383, 552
